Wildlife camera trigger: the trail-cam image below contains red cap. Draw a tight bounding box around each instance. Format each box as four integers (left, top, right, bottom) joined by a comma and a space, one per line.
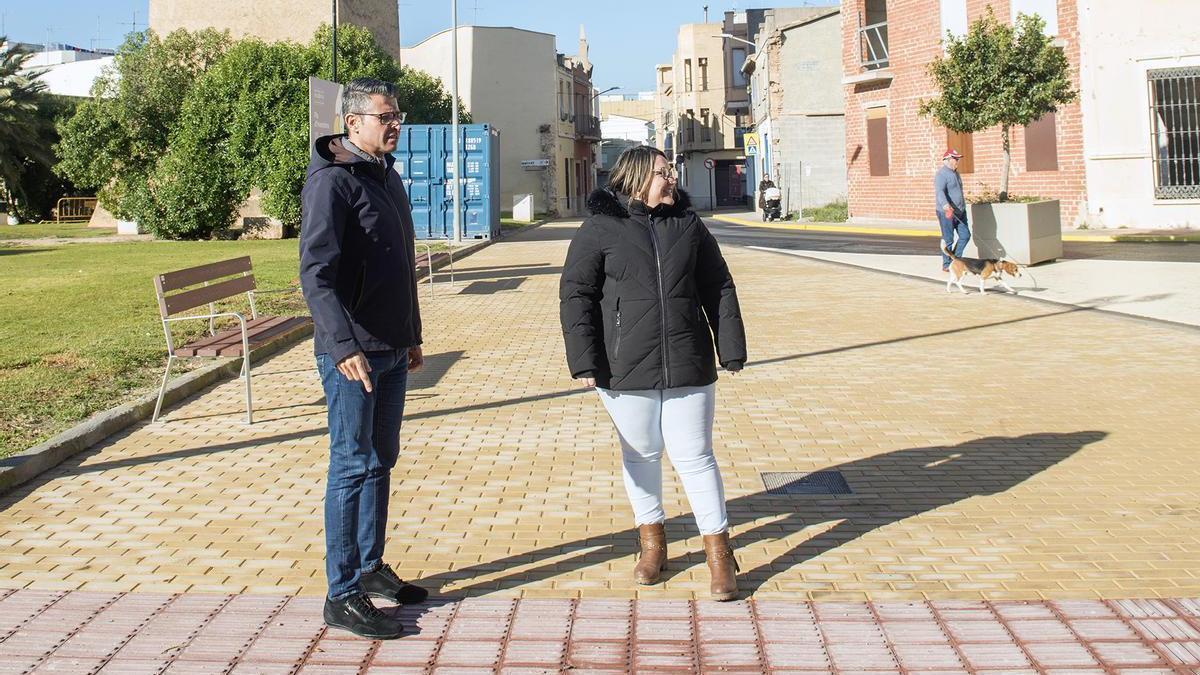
943, 148, 963, 160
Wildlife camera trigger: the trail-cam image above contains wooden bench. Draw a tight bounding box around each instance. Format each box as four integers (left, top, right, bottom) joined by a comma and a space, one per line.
152, 256, 311, 423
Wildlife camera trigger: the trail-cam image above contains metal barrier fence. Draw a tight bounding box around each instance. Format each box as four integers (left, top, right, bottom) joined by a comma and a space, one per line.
56, 197, 98, 223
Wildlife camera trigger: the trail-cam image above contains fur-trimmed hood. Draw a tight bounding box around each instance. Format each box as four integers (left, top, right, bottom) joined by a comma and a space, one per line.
586, 187, 694, 219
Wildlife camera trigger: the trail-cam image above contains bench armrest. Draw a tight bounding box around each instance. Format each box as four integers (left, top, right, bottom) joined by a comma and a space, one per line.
164, 311, 247, 326
247, 287, 301, 295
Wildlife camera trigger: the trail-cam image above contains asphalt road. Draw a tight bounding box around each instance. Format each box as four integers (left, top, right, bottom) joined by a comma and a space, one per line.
703, 217, 1200, 263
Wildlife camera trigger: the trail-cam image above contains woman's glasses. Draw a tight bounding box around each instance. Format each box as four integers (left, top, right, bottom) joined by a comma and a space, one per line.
652, 168, 678, 181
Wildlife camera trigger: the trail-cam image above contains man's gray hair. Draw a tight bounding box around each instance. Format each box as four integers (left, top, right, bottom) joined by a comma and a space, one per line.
342, 78, 397, 114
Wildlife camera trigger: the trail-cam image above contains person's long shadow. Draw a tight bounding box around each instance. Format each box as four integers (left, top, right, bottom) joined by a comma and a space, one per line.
414, 430, 1105, 597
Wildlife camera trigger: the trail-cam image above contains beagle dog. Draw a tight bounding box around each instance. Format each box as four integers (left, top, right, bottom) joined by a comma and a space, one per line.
943, 243, 1021, 294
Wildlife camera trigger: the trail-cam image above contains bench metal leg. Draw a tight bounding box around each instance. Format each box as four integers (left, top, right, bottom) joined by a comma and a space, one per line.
242, 355, 253, 424
153, 356, 175, 422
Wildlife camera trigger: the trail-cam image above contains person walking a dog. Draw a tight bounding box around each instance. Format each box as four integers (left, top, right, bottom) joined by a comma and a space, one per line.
935, 148, 970, 272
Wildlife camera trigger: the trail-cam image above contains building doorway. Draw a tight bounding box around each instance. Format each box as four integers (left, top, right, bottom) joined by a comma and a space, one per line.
714, 160, 746, 207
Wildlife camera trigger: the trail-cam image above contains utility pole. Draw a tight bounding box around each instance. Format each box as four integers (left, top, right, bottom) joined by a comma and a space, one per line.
331, 0, 338, 82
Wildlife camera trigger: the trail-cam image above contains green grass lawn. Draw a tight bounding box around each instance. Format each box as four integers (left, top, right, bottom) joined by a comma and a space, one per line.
0, 239, 307, 458
0, 221, 119, 240
500, 212, 550, 230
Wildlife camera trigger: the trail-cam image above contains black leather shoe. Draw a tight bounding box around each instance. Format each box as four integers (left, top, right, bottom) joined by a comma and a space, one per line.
323, 592, 404, 639
360, 563, 429, 604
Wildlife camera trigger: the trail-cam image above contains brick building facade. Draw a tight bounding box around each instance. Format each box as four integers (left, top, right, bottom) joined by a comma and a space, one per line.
842, 0, 1086, 226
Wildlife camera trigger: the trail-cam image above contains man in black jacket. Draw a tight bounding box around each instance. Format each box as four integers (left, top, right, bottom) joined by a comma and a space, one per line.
300, 78, 427, 640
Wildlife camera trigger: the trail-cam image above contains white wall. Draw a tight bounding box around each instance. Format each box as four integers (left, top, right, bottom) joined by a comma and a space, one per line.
33, 57, 114, 97
601, 115, 652, 143
1079, 1, 1200, 228
401, 27, 558, 211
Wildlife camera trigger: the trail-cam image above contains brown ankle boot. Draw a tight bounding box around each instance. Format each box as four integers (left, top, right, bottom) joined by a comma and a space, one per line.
703, 531, 739, 601
634, 523, 668, 585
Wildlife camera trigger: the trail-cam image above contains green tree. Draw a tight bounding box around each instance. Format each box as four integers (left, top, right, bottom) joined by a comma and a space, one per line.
146, 38, 314, 238
307, 24, 470, 125
155, 23, 470, 238
11, 95, 86, 222
919, 9, 1076, 201
0, 37, 53, 213
57, 24, 469, 239
54, 29, 231, 225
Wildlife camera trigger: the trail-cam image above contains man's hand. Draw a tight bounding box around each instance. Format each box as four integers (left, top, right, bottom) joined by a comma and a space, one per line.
408, 346, 424, 372
942, 204, 954, 220
576, 377, 596, 387
336, 352, 373, 392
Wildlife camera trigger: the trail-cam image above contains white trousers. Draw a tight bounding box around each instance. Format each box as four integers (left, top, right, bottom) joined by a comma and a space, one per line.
597, 384, 729, 535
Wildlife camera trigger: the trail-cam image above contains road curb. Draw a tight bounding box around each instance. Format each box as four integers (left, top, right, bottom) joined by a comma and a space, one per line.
712, 214, 943, 238
712, 214, 1200, 243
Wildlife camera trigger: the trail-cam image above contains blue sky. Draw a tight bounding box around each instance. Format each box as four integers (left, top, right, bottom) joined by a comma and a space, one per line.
3, 1, 832, 92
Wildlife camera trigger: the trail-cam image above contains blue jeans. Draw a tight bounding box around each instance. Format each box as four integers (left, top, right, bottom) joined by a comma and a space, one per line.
938, 210, 971, 269
316, 349, 409, 601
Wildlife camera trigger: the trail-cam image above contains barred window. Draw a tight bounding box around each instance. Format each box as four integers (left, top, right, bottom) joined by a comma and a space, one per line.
1149, 66, 1200, 199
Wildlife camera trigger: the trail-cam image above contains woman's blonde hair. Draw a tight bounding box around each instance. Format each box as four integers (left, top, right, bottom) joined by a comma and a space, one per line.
606, 145, 671, 202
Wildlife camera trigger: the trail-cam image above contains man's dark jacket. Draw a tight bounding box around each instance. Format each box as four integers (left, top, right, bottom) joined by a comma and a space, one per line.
559, 187, 747, 390
300, 134, 422, 365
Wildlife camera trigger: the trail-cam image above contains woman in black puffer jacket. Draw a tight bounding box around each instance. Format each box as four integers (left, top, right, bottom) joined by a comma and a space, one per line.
559, 145, 747, 601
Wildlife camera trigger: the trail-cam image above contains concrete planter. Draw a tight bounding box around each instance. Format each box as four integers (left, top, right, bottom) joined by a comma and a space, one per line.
966, 200, 1063, 265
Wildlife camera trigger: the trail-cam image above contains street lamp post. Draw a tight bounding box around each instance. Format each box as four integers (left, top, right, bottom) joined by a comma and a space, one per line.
450, 0, 461, 244
331, 0, 338, 81
719, 33, 757, 49
592, 86, 620, 99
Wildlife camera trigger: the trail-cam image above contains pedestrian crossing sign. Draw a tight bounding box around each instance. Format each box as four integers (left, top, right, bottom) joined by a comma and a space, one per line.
744, 132, 759, 156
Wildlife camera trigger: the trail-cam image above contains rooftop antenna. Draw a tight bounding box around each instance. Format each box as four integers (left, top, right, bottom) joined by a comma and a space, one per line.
91, 15, 102, 51
703, 5, 709, 22
119, 10, 141, 37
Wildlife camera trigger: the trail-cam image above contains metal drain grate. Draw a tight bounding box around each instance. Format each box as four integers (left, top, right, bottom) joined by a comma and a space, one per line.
761, 471, 852, 495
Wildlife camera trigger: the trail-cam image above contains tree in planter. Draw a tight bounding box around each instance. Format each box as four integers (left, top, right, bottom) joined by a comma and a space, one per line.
919, 9, 1076, 201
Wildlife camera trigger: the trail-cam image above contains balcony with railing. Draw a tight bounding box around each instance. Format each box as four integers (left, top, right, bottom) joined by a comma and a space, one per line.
858, 21, 889, 70
576, 115, 601, 141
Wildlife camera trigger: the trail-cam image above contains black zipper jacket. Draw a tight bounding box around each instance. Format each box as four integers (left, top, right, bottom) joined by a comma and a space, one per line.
300, 134, 422, 364
559, 187, 747, 390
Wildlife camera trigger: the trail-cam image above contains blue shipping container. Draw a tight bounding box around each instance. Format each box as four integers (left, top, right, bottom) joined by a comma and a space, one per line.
391, 124, 501, 240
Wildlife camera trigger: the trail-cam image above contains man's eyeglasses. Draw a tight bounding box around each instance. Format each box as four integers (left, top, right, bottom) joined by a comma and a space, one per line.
652, 168, 678, 181
352, 111, 407, 125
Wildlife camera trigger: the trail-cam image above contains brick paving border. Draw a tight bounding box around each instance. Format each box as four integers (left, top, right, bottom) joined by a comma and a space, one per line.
2, 589, 1200, 673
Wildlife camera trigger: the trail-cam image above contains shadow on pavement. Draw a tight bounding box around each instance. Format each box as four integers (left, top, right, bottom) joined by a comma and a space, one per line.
418, 430, 1106, 598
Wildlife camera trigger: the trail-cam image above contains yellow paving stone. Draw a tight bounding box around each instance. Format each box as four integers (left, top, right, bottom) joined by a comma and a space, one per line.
1, 221, 1198, 601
